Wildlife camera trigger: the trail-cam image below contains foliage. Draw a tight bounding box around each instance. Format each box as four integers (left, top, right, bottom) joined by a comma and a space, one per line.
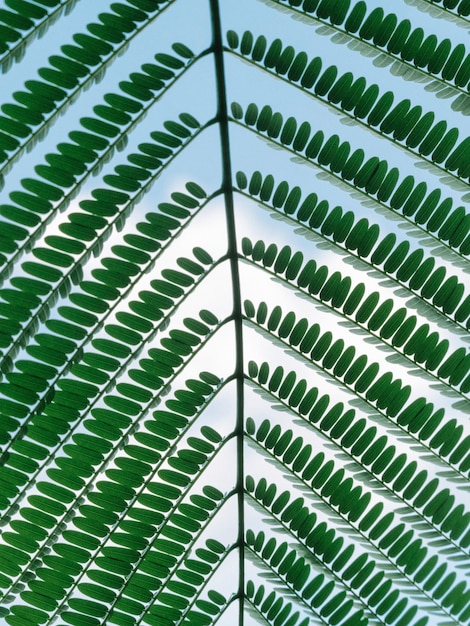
0, 0, 469, 624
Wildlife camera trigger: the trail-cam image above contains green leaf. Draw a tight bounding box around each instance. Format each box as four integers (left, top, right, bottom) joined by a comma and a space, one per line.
0, 3, 467, 624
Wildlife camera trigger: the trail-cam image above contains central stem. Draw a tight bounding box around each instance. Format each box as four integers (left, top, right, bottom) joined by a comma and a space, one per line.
209, 1, 245, 624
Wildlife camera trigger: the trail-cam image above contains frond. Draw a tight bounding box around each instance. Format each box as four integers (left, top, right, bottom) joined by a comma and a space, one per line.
0, 0, 468, 625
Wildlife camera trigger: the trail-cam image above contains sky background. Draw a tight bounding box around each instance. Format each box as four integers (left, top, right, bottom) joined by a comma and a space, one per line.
0, 0, 469, 624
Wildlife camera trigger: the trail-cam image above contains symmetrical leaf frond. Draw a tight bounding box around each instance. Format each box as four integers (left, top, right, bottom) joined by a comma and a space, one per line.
0, 0, 469, 625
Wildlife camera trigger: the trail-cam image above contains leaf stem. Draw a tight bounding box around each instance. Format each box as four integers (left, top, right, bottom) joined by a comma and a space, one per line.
210, 1, 245, 624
